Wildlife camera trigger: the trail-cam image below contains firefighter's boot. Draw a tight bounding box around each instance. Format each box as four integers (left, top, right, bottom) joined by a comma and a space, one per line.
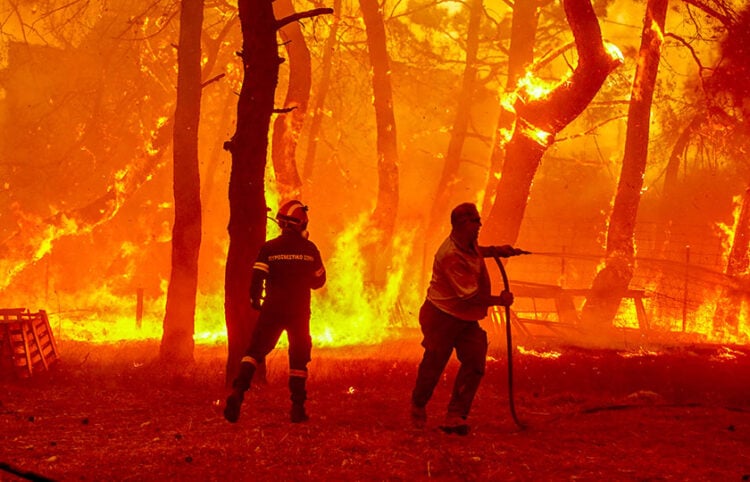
224, 360, 256, 423
289, 373, 309, 423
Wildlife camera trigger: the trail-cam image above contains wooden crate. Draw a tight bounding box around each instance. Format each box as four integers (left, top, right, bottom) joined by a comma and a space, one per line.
0, 308, 60, 378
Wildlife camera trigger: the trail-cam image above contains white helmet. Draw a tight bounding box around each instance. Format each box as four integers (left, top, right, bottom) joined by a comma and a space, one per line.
276, 200, 309, 232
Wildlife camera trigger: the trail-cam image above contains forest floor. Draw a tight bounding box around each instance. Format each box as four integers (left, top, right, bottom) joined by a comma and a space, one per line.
1, 334, 749, 481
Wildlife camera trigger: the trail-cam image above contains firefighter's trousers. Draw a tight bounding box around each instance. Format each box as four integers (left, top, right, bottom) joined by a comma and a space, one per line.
232, 309, 312, 405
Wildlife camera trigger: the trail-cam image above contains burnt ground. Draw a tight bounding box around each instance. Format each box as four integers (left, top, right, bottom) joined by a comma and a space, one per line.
1, 336, 749, 482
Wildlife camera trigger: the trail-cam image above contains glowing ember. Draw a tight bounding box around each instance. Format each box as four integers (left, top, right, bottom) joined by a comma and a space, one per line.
516, 346, 562, 359
516, 71, 557, 102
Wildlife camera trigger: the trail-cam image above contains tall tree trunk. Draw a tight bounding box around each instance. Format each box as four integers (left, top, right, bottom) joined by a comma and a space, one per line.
359, 0, 399, 283
303, 0, 341, 181
160, 0, 204, 365
223, 0, 278, 386
271, 0, 312, 201
424, 0, 482, 253
580, 0, 669, 336
481, 0, 541, 217
725, 188, 750, 279
480, 0, 621, 246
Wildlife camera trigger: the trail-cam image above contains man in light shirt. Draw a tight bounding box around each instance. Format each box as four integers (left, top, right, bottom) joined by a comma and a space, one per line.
411, 202, 525, 435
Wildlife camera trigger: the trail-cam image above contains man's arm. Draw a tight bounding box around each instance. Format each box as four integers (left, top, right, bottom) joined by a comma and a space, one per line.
479, 245, 531, 258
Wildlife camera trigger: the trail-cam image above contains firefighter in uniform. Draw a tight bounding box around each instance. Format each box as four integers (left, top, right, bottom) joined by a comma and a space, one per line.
224, 200, 326, 424
411, 202, 525, 435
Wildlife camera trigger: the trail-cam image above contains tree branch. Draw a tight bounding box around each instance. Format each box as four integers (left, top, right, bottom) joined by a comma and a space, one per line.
276, 8, 334, 30
681, 0, 734, 27
664, 32, 713, 76
514, 0, 623, 134
556, 114, 628, 142
201, 73, 225, 88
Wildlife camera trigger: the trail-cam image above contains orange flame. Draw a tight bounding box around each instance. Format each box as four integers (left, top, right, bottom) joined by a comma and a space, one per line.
311, 214, 419, 346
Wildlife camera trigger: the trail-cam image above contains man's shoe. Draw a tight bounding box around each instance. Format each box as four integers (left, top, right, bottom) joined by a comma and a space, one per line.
224, 391, 244, 423
439, 415, 470, 436
411, 403, 427, 429
291, 403, 309, 423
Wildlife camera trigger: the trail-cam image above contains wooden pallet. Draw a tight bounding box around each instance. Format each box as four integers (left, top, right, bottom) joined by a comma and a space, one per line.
0, 308, 60, 378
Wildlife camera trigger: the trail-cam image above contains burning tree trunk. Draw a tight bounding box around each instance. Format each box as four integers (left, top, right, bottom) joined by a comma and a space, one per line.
271, 0, 312, 201
359, 0, 399, 283
424, 0, 482, 251
223, 0, 332, 386
713, 187, 750, 335
303, 0, 341, 180
580, 0, 669, 336
481, 0, 542, 217
480, 0, 622, 246
160, 0, 204, 364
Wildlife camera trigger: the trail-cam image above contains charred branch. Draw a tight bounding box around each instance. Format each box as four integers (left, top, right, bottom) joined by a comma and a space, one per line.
276, 8, 334, 30
664, 32, 713, 79
682, 0, 735, 27
201, 14, 238, 82
201, 73, 225, 88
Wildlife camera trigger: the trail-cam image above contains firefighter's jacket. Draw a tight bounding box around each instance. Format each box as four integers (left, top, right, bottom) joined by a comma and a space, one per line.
251, 230, 326, 315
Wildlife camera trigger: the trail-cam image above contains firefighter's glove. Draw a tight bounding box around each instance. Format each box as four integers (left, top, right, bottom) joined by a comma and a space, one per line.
251, 298, 263, 311
490, 244, 530, 258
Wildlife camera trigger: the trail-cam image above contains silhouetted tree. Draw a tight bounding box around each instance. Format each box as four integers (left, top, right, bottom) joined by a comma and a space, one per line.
223, 0, 331, 386
161, 0, 204, 364
223, 0, 277, 386
359, 0, 399, 283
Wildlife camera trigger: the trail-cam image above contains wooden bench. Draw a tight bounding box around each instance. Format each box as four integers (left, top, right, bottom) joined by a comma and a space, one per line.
558, 287, 650, 331
487, 282, 650, 341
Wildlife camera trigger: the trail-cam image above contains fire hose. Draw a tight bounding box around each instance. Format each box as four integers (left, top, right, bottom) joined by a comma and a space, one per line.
0, 462, 54, 482
493, 251, 530, 430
